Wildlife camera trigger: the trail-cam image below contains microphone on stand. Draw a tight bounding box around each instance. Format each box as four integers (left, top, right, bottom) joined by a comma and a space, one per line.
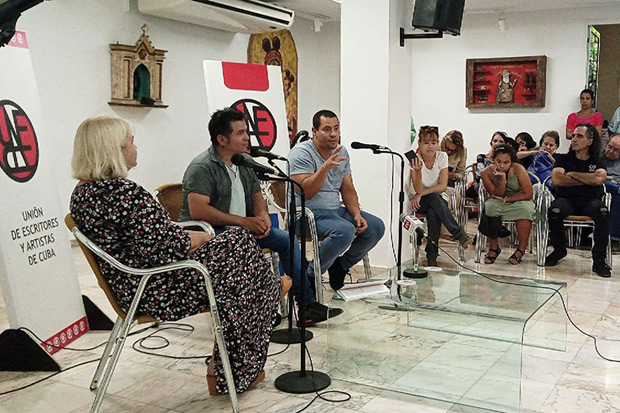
350, 141, 389, 151
399, 213, 429, 278
249, 146, 288, 161
399, 213, 426, 245
231, 153, 285, 177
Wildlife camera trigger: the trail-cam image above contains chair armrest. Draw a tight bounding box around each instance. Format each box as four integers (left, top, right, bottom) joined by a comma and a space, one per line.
176, 220, 215, 236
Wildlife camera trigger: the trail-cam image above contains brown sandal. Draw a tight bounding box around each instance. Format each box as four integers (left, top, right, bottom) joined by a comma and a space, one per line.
483, 247, 501, 264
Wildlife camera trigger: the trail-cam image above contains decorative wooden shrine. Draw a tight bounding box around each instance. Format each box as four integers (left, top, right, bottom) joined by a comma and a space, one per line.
109, 24, 168, 108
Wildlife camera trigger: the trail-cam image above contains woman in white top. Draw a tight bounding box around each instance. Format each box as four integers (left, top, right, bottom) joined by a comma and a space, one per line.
410, 126, 470, 266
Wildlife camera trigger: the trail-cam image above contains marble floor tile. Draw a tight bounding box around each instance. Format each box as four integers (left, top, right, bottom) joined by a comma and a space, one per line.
359, 389, 453, 413
391, 361, 487, 401
556, 362, 620, 397
421, 341, 506, 372
0, 381, 95, 413
541, 385, 620, 413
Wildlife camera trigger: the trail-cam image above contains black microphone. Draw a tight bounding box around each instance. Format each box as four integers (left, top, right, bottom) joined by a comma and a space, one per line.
350, 141, 388, 151
231, 153, 284, 177
249, 146, 287, 161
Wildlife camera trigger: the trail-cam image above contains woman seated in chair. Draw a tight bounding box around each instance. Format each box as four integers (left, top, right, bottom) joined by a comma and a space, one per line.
465, 131, 507, 201
70, 116, 281, 395
480, 144, 535, 265
409, 125, 470, 267
440, 130, 467, 188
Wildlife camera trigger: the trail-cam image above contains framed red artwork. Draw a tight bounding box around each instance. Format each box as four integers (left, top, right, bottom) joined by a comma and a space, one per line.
466, 55, 547, 108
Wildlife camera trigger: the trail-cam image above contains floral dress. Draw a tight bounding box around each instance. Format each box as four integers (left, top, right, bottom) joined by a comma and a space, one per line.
70, 178, 281, 393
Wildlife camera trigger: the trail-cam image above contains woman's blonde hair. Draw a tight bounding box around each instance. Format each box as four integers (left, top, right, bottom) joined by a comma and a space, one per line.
72, 116, 132, 180
440, 130, 465, 158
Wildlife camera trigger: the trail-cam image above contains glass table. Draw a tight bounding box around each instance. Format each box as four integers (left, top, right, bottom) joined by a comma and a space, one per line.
324, 264, 567, 412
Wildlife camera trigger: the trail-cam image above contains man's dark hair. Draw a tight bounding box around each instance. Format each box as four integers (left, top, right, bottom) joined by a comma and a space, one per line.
493, 143, 518, 163
312, 109, 338, 130
571, 123, 600, 158
208, 107, 247, 146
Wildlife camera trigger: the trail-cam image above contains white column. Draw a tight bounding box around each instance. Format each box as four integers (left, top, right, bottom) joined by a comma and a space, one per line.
341, 0, 413, 268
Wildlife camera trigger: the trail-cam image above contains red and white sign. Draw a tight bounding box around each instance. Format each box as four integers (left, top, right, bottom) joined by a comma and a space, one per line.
0, 31, 86, 354
203, 60, 289, 157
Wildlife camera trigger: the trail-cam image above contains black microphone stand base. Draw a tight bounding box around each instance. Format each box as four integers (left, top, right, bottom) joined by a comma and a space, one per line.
403, 268, 428, 279
274, 370, 331, 394
270, 328, 313, 344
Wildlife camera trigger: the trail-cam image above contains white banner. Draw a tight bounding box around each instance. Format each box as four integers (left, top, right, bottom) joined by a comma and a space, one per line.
203, 60, 290, 158
0, 31, 87, 354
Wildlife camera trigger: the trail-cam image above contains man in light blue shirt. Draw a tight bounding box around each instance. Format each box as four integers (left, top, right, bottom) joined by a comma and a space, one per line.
609, 106, 620, 135
289, 110, 385, 291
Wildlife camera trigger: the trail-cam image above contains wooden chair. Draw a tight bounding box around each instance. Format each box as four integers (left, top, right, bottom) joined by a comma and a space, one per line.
154, 183, 282, 274
64, 214, 239, 413
263, 180, 373, 304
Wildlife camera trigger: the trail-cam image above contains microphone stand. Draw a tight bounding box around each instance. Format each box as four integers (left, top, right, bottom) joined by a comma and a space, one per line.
255, 171, 330, 394
267, 161, 313, 345
369, 148, 406, 278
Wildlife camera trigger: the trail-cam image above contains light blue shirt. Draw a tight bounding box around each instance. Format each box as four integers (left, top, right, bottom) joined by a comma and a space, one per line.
606, 157, 620, 182
288, 140, 351, 210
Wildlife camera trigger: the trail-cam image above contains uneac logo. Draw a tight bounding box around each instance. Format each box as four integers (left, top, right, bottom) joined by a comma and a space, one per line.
0, 100, 39, 183
232, 98, 277, 151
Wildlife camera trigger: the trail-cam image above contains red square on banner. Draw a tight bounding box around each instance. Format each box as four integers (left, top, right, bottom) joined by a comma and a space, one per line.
222, 62, 269, 91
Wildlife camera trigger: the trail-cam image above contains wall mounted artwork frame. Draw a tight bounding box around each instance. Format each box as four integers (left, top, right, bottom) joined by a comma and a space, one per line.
466, 55, 547, 108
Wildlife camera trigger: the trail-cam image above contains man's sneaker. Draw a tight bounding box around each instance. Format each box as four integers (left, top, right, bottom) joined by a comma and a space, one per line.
592, 261, 612, 278
328, 257, 348, 291
544, 249, 567, 267
304, 302, 344, 324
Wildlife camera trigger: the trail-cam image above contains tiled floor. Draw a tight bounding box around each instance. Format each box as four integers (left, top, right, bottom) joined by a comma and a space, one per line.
1, 231, 620, 412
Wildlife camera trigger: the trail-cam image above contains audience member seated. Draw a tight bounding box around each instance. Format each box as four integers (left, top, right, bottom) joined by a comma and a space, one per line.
288, 109, 385, 291
480, 144, 535, 265
409, 125, 470, 267
179, 107, 342, 324
465, 131, 507, 201
528, 130, 560, 192
545, 123, 610, 277
515, 131, 538, 169
70, 116, 281, 394
566, 88, 603, 141
440, 130, 467, 188
603, 133, 620, 242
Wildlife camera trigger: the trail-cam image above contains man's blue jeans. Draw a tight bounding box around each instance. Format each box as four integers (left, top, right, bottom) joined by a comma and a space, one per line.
307, 207, 385, 276
216, 227, 314, 306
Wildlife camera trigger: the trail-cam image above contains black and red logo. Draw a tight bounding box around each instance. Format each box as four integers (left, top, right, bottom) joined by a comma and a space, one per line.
232, 98, 277, 151
0, 100, 39, 182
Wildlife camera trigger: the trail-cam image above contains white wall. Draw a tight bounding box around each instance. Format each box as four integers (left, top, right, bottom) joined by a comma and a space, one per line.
15, 0, 340, 209
410, 5, 620, 161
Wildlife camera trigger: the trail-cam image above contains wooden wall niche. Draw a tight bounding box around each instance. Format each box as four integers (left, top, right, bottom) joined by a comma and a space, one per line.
109, 24, 168, 108
466, 55, 547, 109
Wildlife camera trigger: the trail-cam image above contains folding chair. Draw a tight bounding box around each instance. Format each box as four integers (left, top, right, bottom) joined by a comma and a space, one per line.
64, 214, 239, 413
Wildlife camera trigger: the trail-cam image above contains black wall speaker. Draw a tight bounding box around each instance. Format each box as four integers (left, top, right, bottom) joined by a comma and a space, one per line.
411, 0, 465, 36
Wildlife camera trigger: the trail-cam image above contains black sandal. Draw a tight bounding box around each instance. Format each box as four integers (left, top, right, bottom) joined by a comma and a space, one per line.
508, 248, 526, 265
483, 247, 501, 264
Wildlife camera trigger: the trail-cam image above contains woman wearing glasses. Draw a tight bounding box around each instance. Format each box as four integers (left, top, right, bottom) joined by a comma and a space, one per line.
409, 126, 470, 267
